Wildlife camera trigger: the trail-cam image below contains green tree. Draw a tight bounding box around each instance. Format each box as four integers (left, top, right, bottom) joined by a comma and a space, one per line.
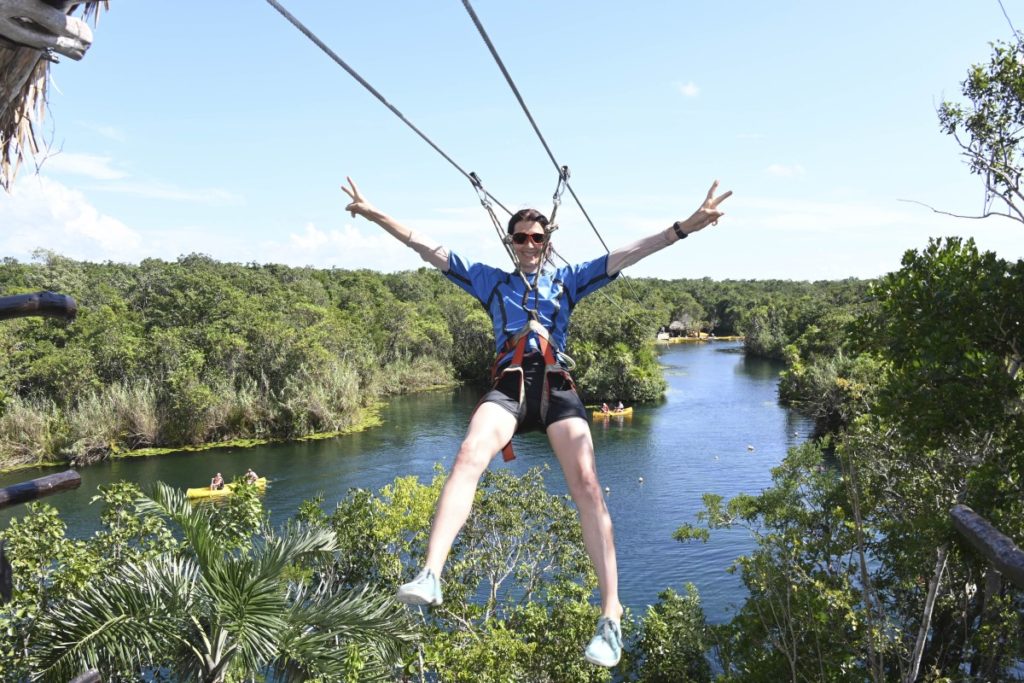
0, 483, 177, 678
778, 308, 880, 435
855, 237, 1023, 450
312, 466, 645, 682
847, 237, 1023, 680
677, 441, 877, 682
939, 36, 1024, 223
635, 585, 711, 683
685, 239, 1024, 681
569, 291, 667, 402
27, 483, 415, 682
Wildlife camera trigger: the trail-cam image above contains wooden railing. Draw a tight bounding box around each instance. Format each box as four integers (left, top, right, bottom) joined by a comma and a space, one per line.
0, 470, 84, 600
0, 292, 96, 681
0, 291, 77, 322
0, 469, 82, 511
950, 504, 1024, 588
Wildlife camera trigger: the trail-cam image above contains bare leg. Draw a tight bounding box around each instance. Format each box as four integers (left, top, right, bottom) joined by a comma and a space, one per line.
424, 401, 518, 575
547, 417, 623, 621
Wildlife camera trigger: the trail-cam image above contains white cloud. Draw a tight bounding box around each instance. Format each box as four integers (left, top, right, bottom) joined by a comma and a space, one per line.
287, 223, 398, 253
29, 150, 242, 205
0, 176, 142, 260
81, 122, 126, 142
42, 152, 126, 180
289, 223, 331, 250
96, 180, 243, 205
21, 152, 241, 205
677, 81, 700, 97
277, 222, 410, 269
265, 209, 514, 271
766, 163, 806, 177
0, 182, 512, 271
735, 196, 921, 233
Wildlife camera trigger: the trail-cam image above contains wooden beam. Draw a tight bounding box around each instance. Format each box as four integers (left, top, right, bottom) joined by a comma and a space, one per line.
0, 469, 80, 510
951, 504, 1024, 589
0, 291, 77, 322
68, 670, 101, 683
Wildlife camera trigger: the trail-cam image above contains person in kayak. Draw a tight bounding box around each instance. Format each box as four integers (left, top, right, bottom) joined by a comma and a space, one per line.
341, 176, 730, 668
210, 472, 225, 491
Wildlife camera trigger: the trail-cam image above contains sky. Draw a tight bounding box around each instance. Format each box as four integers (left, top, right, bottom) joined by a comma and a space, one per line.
2, 1, 1022, 280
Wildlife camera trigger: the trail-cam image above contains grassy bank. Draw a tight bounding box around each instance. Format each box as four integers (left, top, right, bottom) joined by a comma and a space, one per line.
0, 403, 387, 474
0, 355, 456, 473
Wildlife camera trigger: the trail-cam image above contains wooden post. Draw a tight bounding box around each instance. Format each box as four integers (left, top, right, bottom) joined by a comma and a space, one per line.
0, 469, 81, 510
0, 540, 10, 603
950, 504, 1024, 588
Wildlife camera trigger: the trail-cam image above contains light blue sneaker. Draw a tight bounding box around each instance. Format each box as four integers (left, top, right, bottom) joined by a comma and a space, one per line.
396, 568, 443, 606
584, 616, 622, 667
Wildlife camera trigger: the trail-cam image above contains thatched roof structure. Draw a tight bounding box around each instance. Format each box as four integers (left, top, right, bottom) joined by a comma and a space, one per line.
0, 0, 106, 191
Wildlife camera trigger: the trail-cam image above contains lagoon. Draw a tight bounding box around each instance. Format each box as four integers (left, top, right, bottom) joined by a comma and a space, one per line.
0, 341, 811, 622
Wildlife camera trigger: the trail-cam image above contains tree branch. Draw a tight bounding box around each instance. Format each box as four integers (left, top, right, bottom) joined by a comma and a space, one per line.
896, 198, 1023, 223
904, 544, 948, 683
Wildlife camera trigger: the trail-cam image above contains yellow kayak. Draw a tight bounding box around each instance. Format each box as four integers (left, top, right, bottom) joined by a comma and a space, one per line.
186, 477, 267, 499
593, 407, 633, 418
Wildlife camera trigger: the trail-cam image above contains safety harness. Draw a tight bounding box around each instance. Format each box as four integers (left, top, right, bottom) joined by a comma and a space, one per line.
469, 168, 576, 461
487, 320, 577, 461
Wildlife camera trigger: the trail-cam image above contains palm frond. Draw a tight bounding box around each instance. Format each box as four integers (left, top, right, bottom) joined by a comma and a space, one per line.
138, 482, 219, 568
33, 554, 198, 681
271, 583, 418, 683
32, 482, 417, 682
258, 519, 338, 577
200, 559, 286, 670
0, 2, 109, 191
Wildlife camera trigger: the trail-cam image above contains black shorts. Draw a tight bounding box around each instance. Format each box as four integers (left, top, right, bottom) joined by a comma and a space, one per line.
480, 355, 589, 433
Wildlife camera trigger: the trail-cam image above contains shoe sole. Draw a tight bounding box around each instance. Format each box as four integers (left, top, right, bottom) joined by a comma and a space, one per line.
584, 649, 620, 668
396, 590, 442, 607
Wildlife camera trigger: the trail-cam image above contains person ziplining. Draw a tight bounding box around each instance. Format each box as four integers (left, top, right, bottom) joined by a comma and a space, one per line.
265, 0, 732, 667
342, 176, 731, 668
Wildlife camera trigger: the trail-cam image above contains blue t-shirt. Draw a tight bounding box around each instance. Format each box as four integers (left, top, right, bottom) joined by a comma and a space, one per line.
444, 250, 618, 359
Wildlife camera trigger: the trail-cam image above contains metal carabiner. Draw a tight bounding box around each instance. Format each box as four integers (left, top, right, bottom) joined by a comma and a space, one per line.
547, 165, 570, 233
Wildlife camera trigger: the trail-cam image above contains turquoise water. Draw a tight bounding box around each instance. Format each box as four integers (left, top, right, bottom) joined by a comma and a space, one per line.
0, 341, 811, 622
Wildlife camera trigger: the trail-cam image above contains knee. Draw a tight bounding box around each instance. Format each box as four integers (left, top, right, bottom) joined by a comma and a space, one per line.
573, 472, 605, 507
453, 437, 492, 474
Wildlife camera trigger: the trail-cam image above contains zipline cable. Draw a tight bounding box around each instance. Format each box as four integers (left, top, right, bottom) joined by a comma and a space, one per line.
460, 0, 609, 252
265, 0, 651, 328
264, 0, 512, 217
460, 0, 650, 304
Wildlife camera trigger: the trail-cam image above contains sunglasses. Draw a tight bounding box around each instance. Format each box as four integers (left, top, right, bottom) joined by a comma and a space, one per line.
511, 232, 548, 245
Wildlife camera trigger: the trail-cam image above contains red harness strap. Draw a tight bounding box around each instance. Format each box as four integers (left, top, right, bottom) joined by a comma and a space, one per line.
486, 321, 574, 461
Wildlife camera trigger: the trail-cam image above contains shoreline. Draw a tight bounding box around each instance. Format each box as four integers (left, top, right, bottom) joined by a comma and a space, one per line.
655, 335, 744, 344
0, 403, 386, 476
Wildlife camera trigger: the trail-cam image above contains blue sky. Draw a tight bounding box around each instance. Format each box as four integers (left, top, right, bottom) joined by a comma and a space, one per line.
2, 1, 1022, 279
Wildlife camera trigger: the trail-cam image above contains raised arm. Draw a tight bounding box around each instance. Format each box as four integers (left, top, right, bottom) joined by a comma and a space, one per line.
606, 180, 732, 275
341, 176, 450, 271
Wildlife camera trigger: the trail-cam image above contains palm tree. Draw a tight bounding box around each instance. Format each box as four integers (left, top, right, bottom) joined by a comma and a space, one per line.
30, 482, 417, 682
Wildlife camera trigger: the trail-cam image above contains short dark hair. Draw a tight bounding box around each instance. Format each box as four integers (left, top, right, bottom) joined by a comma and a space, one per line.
507, 208, 549, 235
